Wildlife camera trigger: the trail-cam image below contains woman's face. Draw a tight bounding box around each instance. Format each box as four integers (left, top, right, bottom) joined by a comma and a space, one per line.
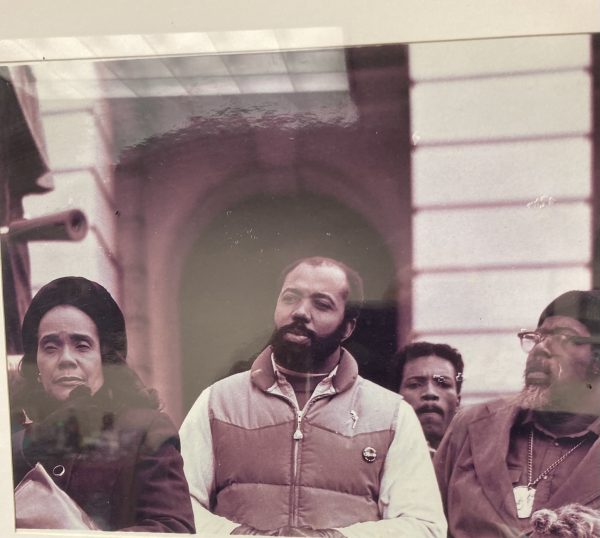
36, 305, 104, 401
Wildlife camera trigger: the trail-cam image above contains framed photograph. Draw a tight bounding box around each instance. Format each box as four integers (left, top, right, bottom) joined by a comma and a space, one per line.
2, 1, 600, 536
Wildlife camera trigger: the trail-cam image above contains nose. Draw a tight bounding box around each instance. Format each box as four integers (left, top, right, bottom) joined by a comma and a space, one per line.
57, 345, 78, 368
421, 380, 440, 401
291, 299, 311, 322
531, 334, 553, 356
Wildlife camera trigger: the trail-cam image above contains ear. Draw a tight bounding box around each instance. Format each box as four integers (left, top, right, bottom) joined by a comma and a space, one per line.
340, 318, 357, 341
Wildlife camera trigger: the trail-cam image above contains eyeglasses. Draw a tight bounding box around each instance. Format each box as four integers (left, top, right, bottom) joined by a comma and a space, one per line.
517, 330, 600, 353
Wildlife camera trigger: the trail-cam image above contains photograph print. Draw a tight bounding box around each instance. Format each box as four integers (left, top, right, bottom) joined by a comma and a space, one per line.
2, 29, 600, 537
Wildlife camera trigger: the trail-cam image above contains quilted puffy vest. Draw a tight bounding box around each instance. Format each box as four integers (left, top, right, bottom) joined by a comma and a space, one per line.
208, 348, 401, 530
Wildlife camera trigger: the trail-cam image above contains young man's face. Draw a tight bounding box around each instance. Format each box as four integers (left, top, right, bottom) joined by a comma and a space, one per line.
399, 355, 461, 448
520, 315, 596, 412
271, 262, 355, 372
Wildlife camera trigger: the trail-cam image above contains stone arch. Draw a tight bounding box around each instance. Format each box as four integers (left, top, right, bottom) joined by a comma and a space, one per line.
178, 190, 399, 413
117, 146, 412, 423
115, 46, 412, 422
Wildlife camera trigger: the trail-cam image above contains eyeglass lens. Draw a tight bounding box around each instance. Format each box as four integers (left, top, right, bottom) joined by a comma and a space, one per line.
519, 331, 585, 353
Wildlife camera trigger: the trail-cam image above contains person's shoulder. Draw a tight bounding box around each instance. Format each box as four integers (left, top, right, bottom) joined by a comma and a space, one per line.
357, 375, 403, 403
214, 349, 270, 393
451, 397, 516, 429
203, 369, 256, 413
210, 369, 253, 396
117, 405, 174, 431
355, 376, 406, 421
181, 370, 256, 427
113, 406, 181, 452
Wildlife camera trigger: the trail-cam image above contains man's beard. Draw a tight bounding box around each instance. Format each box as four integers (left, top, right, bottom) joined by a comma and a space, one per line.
513, 384, 552, 410
269, 320, 348, 373
514, 357, 556, 410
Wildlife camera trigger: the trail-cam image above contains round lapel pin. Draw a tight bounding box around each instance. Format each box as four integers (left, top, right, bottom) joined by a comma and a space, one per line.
362, 446, 377, 463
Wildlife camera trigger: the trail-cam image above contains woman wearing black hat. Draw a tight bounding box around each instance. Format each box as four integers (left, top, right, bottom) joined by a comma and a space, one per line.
10, 276, 195, 533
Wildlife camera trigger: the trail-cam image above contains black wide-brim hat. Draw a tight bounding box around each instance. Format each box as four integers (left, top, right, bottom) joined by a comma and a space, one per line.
21, 276, 127, 368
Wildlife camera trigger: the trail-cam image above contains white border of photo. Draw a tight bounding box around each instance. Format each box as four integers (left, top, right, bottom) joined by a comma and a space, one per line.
1, 1, 600, 537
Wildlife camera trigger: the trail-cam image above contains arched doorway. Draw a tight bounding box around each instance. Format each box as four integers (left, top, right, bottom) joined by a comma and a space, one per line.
179, 192, 399, 414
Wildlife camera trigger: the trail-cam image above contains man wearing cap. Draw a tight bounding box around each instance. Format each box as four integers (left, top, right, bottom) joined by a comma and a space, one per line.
435, 290, 600, 537
180, 256, 445, 537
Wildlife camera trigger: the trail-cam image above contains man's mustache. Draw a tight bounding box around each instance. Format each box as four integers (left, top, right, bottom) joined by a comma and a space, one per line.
416, 404, 444, 417
279, 322, 316, 340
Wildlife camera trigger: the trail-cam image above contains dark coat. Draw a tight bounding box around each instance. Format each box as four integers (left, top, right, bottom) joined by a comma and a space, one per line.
434, 399, 600, 538
12, 389, 195, 533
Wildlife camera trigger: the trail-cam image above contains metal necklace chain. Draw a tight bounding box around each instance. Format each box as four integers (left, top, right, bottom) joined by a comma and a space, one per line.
526, 428, 586, 488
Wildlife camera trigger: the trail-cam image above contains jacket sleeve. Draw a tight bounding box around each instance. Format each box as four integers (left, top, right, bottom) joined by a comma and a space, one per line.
433, 409, 459, 519
337, 401, 447, 538
179, 387, 239, 535
120, 411, 196, 533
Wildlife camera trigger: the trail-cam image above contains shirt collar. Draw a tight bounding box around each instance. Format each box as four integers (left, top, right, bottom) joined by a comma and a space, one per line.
271, 354, 339, 380
250, 345, 359, 395
270, 354, 337, 407
519, 408, 600, 439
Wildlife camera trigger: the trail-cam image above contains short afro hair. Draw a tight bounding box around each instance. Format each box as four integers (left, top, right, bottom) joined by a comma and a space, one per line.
395, 341, 464, 394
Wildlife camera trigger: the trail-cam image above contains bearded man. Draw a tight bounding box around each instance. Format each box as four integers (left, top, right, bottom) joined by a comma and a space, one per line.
435, 290, 600, 537
180, 256, 445, 537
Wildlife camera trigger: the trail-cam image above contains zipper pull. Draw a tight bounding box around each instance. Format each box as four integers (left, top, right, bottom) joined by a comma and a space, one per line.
293, 410, 304, 440
350, 410, 359, 429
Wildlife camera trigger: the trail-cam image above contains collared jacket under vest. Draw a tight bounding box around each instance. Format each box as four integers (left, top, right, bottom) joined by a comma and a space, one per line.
180, 347, 446, 538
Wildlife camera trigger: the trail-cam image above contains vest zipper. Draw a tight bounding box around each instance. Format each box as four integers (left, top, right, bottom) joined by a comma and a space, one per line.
293, 410, 304, 440
267, 392, 302, 527
290, 394, 330, 526
291, 409, 302, 526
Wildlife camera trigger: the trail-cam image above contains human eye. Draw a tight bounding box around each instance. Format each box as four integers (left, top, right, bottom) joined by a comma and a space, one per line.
404, 380, 423, 390
281, 292, 299, 304
313, 299, 333, 311
520, 332, 538, 344
41, 342, 58, 353
75, 339, 93, 351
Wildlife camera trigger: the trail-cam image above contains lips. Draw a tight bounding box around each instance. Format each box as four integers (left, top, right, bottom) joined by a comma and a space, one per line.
281, 323, 314, 343
525, 364, 553, 386
525, 371, 552, 385
286, 325, 310, 336
54, 376, 86, 387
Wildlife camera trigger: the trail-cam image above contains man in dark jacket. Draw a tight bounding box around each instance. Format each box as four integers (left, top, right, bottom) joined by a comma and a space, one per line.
12, 277, 195, 532
180, 256, 446, 537
435, 290, 600, 537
